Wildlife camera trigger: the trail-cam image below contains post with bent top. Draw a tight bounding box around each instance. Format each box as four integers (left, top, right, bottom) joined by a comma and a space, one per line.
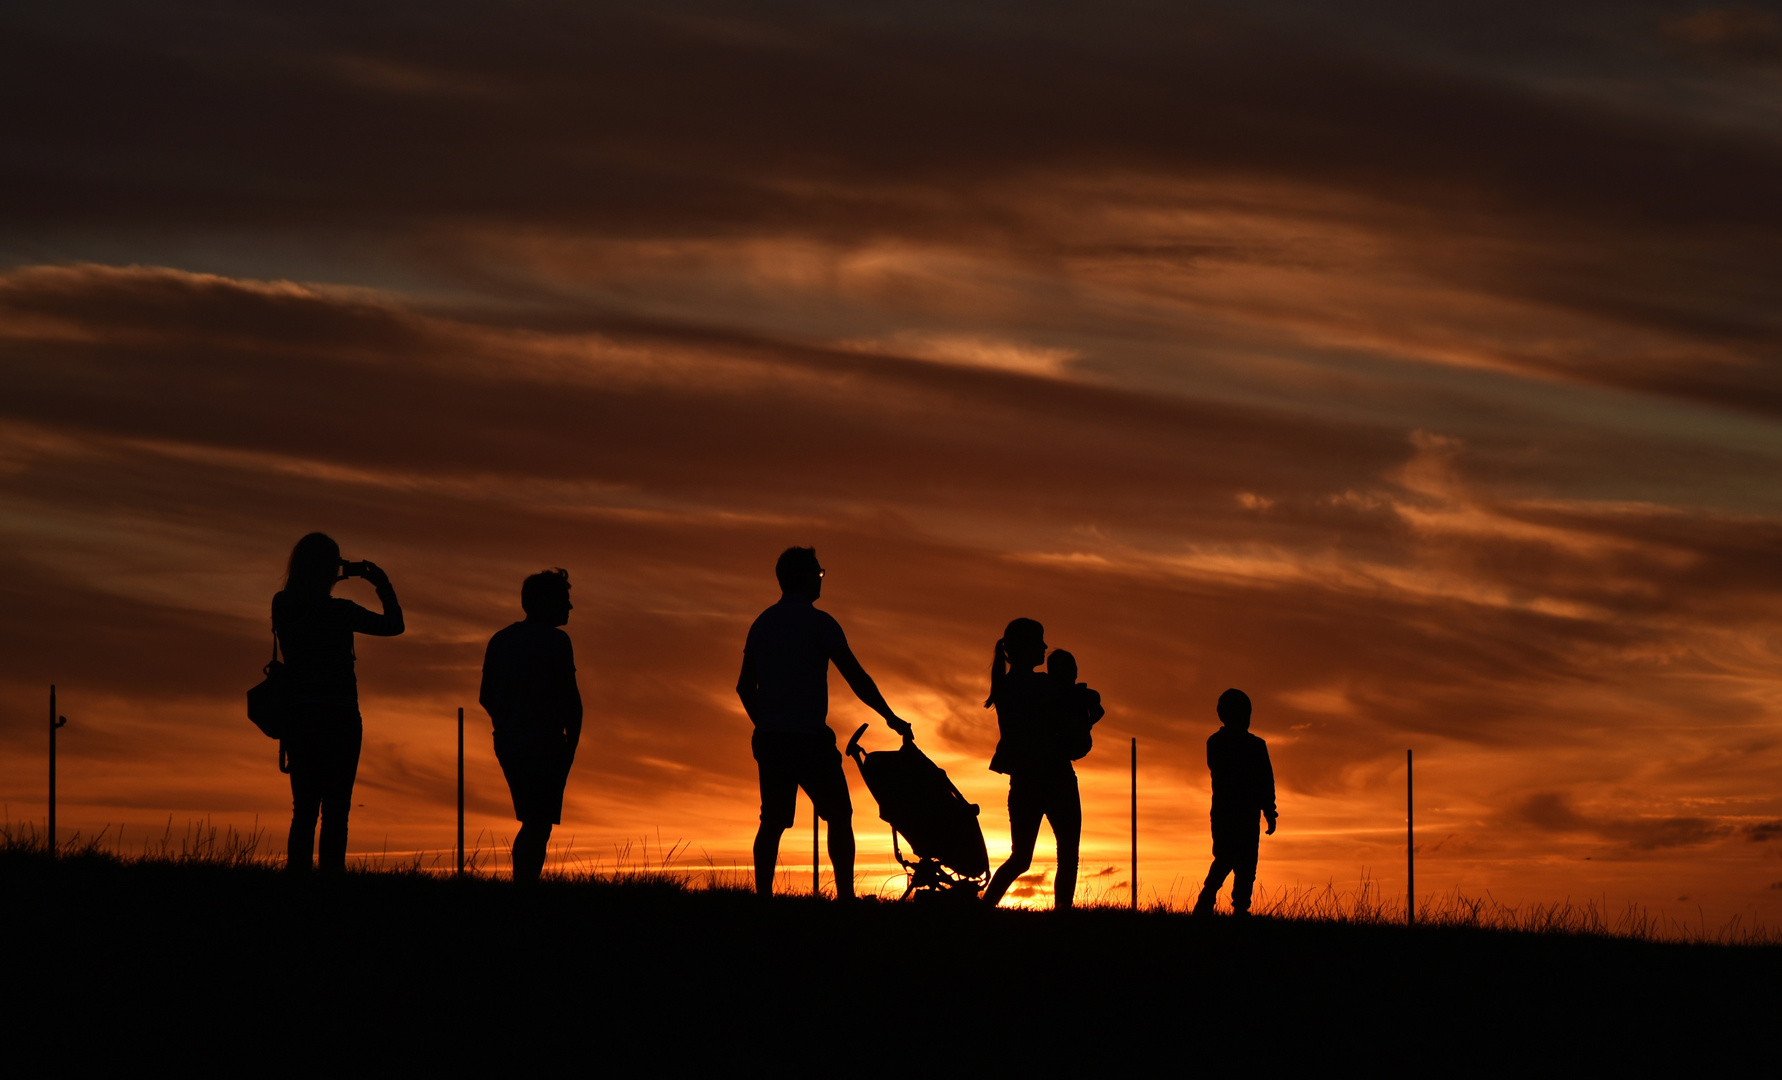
457, 707, 465, 877
1130, 736, 1138, 912
48, 685, 68, 856
1406, 748, 1414, 926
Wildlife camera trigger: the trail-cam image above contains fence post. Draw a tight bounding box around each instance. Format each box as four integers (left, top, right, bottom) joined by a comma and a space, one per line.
813, 792, 820, 896
1130, 736, 1138, 912
1407, 748, 1414, 926
48, 685, 67, 856
457, 707, 465, 877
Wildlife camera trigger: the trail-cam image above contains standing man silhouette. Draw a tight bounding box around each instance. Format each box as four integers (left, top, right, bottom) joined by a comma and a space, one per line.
480, 569, 582, 884
1193, 688, 1278, 916
737, 547, 913, 899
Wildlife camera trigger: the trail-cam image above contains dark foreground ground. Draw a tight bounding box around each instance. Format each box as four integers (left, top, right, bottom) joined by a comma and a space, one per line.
5, 851, 1777, 1071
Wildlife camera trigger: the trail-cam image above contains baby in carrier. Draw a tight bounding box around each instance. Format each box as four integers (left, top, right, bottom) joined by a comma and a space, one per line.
1046, 649, 1105, 760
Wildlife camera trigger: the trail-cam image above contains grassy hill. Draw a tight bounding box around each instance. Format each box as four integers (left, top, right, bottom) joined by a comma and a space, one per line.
4, 841, 1776, 1071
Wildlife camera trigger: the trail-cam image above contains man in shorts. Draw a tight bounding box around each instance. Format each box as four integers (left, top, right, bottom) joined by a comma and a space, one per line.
737, 547, 913, 899
480, 568, 582, 884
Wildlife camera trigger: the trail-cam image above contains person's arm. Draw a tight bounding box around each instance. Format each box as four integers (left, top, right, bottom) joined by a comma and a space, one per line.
825, 620, 911, 736
561, 634, 583, 755
735, 651, 761, 726
1261, 742, 1278, 834
1083, 686, 1105, 725
347, 563, 404, 636
479, 635, 505, 727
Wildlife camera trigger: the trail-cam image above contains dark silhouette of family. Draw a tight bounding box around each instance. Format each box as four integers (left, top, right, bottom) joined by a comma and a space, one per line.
266, 535, 1277, 912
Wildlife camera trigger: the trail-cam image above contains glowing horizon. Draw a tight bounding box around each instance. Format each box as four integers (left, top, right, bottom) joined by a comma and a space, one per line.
4, 1, 1782, 927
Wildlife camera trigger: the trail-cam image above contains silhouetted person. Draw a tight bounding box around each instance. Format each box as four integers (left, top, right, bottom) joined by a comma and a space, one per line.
1046, 649, 1105, 762
272, 532, 404, 872
1193, 688, 1278, 916
736, 547, 913, 899
982, 619, 1081, 910
480, 568, 583, 884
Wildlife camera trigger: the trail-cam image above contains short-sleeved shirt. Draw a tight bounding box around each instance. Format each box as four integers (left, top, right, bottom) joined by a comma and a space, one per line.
742, 596, 849, 734
1207, 727, 1276, 815
989, 669, 1071, 777
480, 621, 581, 738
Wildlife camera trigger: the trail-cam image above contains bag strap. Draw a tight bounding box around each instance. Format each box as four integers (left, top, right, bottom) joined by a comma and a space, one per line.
269, 627, 281, 664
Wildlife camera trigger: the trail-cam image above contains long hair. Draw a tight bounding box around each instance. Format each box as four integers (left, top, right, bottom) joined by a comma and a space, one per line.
284, 532, 341, 594
985, 617, 1045, 709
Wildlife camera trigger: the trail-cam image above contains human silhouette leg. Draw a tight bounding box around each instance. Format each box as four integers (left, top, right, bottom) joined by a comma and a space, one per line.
983, 776, 1044, 907
800, 734, 856, 900
513, 821, 553, 883
1048, 774, 1083, 911
1228, 823, 1262, 914
1194, 860, 1232, 914
1232, 863, 1258, 913
315, 719, 362, 873
1196, 811, 1260, 914
287, 753, 321, 872
824, 814, 857, 899
753, 823, 787, 895
750, 730, 808, 897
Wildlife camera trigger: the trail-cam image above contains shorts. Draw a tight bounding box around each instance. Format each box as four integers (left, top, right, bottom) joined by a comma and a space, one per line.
752, 728, 852, 830
495, 729, 573, 825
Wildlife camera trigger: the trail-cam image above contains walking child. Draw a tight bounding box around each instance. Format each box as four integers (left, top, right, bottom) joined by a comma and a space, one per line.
1193, 688, 1277, 915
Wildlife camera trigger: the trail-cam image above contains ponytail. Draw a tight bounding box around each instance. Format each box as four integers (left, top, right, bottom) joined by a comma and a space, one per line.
986, 617, 1045, 709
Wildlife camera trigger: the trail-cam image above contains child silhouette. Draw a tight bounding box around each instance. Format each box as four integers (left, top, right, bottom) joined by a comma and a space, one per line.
1045, 649, 1105, 761
1193, 688, 1277, 916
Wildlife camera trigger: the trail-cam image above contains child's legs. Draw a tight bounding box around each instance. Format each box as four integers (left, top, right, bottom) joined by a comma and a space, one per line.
1228, 827, 1262, 912
1194, 858, 1232, 913
1199, 812, 1260, 913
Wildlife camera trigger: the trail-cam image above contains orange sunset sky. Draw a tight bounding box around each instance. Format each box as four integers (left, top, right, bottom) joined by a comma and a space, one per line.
4, 1, 1782, 921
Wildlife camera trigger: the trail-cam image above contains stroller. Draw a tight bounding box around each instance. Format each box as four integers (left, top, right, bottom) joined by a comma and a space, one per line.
845, 723, 989, 903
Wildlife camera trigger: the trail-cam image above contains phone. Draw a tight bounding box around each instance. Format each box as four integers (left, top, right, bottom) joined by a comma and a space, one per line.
339, 560, 372, 579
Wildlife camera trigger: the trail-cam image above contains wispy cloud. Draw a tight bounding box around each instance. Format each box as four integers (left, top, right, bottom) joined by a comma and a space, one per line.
3, 2, 1782, 922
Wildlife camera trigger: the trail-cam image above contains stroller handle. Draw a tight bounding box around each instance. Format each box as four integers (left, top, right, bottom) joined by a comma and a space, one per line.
847, 722, 916, 762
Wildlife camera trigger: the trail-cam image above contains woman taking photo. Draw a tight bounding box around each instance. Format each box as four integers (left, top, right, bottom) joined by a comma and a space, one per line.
981, 617, 1080, 910
272, 532, 404, 872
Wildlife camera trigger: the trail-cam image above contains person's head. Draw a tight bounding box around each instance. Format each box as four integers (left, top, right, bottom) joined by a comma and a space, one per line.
775, 546, 824, 600
521, 568, 572, 626
1217, 688, 1252, 731
285, 532, 341, 596
1002, 618, 1046, 671
1047, 648, 1078, 684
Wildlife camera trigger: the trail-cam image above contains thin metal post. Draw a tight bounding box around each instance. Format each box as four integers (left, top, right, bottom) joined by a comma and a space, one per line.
813, 793, 820, 896
48, 686, 68, 856
457, 707, 465, 877
1130, 736, 1138, 912
48, 685, 57, 855
1407, 748, 1414, 926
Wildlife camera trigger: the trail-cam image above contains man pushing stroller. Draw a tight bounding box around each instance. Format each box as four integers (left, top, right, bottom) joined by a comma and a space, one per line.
736, 547, 913, 900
